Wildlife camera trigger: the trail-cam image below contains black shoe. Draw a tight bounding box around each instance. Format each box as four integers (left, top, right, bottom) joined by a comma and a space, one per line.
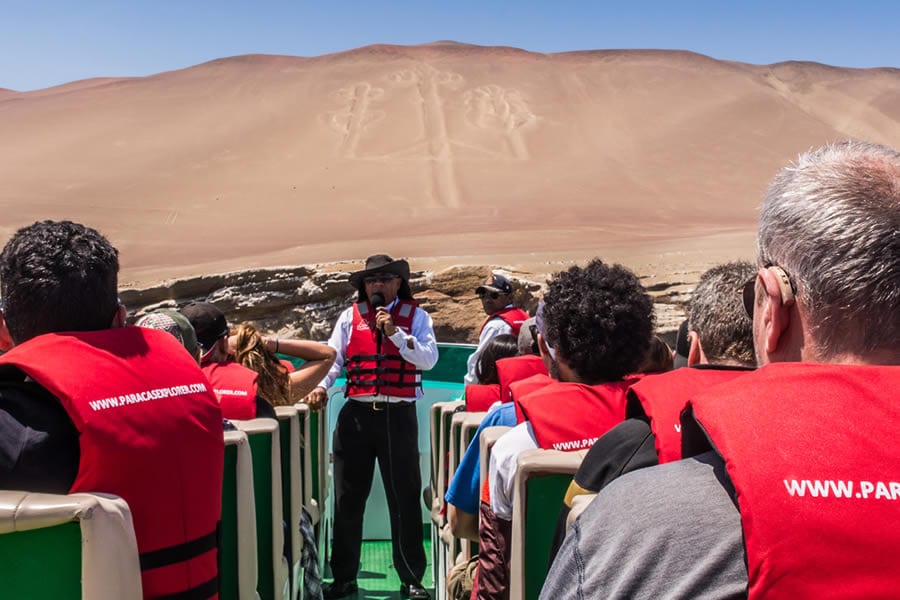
323, 580, 358, 599
401, 582, 430, 599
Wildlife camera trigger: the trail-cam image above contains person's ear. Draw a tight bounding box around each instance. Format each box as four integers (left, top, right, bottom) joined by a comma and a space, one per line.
687, 331, 703, 366
537, 332, 553, 370
0, 312, 14, 350
218, 335, 233, 358
110, 303, 127, 329
758, 267, 794, 356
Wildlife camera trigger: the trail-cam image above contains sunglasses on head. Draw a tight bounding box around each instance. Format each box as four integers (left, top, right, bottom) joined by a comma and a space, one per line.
364, 274, 398, 284
742, 266, 796, 318
477, 290, 501, 299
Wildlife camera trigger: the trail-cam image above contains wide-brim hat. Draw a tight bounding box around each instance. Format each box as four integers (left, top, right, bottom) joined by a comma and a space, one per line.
348, 254, 411, 291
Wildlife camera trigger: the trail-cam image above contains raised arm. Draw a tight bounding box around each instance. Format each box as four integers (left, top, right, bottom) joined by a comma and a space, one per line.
263, 336, 337, 401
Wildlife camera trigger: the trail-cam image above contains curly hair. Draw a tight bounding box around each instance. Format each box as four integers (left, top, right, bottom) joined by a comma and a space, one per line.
232, 322, 291, 406
0, 220, 119, 343
541, 259, 654, 383
475, 334, 520, 385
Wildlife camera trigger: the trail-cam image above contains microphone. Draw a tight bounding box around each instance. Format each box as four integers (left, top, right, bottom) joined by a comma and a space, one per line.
370, 292, 386, 309
370, 292, 386, 352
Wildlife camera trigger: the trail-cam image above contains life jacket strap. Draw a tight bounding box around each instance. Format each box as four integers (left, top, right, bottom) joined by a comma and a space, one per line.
350, 379, 422, 388
155, 575, 219, 600
347, 367, 424, 376
139, 528, 218, 571
347, 354, 407, 363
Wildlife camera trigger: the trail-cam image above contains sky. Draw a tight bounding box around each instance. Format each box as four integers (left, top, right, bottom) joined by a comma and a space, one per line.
2, 1, 899, 91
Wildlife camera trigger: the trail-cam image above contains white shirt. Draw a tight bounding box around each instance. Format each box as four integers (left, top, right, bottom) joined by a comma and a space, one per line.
317, 298, 439, 399
488, 421, 539, 520
463, 306, 515, 385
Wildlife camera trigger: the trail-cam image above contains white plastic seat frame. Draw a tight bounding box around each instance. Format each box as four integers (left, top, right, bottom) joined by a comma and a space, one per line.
0, 491, 142, 600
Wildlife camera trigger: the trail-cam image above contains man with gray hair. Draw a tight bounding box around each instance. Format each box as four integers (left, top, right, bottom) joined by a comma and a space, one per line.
685, 261, 756, 367
541, 140, 900, 598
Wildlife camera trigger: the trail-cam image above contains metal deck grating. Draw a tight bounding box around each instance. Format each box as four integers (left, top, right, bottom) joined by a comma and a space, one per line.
330, 539, 434, 599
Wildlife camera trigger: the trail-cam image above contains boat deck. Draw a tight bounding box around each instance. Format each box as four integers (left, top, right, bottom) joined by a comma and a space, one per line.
341, 539, 435, 599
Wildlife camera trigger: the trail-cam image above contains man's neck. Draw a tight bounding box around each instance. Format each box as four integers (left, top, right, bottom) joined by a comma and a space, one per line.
805, 348, 900, 366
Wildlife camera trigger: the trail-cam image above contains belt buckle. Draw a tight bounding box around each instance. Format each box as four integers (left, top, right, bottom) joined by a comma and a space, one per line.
372, 396, 385, 411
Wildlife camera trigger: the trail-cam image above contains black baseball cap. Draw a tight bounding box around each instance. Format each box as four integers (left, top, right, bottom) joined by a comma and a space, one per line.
180, 302, 229, 352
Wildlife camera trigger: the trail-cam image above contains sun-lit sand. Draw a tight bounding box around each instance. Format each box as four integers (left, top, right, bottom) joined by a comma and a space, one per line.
1, 42, 898, 286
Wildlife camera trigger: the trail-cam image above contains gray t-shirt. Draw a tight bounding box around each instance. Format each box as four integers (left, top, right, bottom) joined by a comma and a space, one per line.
540, 451, 747, 600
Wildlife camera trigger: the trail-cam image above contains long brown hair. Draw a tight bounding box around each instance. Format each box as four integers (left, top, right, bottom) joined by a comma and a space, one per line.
233, 322, 291, 406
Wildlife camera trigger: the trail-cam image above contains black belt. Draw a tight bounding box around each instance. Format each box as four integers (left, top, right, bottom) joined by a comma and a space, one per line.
349, 398, 415, 412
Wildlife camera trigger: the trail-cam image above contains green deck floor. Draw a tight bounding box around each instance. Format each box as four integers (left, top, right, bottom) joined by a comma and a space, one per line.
325, 539, 434, 599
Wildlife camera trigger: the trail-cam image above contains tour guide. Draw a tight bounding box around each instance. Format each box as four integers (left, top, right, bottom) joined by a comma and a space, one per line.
309, 254, 438, 600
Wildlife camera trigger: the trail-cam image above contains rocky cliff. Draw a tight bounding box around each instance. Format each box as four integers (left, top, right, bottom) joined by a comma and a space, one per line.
120, 264, 691, 345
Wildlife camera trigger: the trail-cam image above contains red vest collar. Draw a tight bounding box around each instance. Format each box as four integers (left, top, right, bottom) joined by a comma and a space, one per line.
626, 366, 750, 463
515, 379, 635, 451
687, 363, 900, 598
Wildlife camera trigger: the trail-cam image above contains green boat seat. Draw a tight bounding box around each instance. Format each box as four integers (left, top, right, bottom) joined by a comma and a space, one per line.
275, 406, 304, 600
221, 429, 259, 600
478, 425, 513, 494
293, 402, 317, 525
510, 448, 586, 600
235, 418, 290, 600
0, 491, 141, 600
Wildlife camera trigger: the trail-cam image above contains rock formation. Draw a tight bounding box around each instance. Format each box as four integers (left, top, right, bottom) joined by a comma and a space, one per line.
121, 264, 691, 345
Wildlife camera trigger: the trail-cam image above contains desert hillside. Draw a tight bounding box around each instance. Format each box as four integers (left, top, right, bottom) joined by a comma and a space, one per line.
1, 42, 898, 287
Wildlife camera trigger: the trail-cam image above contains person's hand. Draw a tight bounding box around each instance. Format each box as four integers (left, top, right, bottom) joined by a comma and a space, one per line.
304, 387, 328, 411
375, 306, 398, 337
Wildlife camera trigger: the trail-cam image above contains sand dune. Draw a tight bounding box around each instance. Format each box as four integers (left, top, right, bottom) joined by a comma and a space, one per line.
1, 42, 897, 286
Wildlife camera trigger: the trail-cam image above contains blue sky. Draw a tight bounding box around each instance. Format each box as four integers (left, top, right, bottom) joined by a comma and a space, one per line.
2, 1, 898, 91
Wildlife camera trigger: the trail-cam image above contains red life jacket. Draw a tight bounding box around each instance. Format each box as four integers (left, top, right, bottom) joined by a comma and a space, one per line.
685, 363, 900, 599
509, 373, 553, 415
625, 366, 750, 463
496, 355, 548, 403
0, 328, 224, 599
202, 360, 259, 420
514, 379, 636, 451
345, 299, 422, 398
479, 306, 530, 337
465, 383, 501, 411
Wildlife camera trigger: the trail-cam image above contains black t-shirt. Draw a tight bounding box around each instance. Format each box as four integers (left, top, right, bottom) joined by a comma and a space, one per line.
255, 395, 277, 419
0, 381, 80, 493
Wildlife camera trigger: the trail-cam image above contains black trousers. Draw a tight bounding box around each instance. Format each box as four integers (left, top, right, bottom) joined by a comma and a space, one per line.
330, 400, 426, 585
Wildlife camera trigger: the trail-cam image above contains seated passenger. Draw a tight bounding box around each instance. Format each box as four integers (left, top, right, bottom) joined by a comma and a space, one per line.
230, 321, 335, 405
542, 140, 900, 599
547, 260, 756, 562
637, 335, 674, 374
465, 273, 529, 384
444, 321, 545, 549
493, 317, 550, 404
672, 318, 690, 368
136, 308, 201, 363
181, 302, 276, 419
464, 333, 519, 411
447, 334, 523, 543
491, 260, 654, 518
476, 260, 654, 599
0, 220, 224, 599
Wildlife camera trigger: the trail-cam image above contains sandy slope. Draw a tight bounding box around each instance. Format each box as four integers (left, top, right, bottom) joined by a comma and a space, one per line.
1, 43, 897, 286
